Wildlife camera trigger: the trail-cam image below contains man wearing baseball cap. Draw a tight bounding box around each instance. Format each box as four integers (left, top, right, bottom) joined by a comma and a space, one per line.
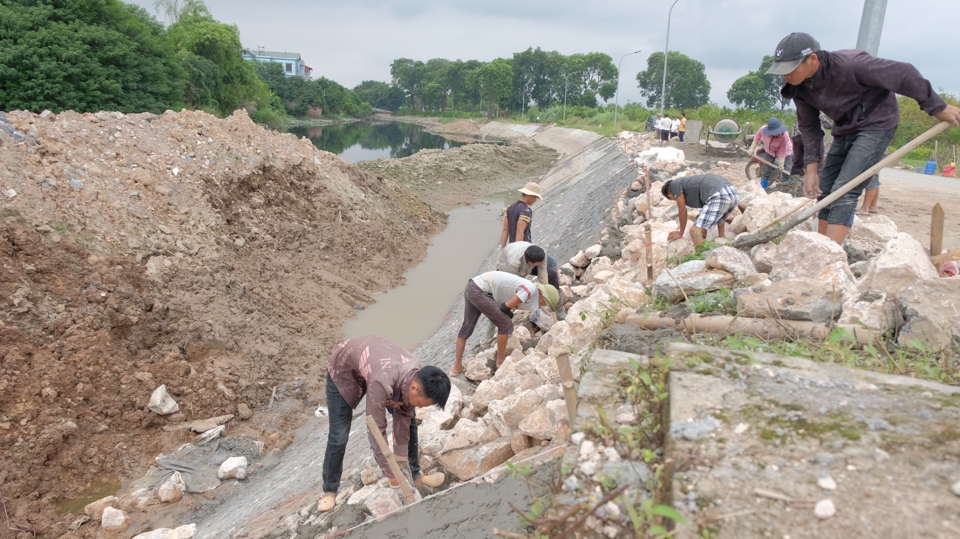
768, 32, 960, 245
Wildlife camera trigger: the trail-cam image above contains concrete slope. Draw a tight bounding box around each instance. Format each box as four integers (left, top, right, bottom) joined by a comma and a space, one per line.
191, 126, 632, 538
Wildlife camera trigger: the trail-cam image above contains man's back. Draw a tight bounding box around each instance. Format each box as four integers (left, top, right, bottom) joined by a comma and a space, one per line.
669, 174, 732, 208
505, 200, 533, 244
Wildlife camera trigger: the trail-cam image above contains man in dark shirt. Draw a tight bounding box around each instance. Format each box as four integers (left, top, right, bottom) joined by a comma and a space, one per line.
318, 336, 451, 512
767, 32, 960, 245
501, 182, 541, 247
662, 174, 739, 245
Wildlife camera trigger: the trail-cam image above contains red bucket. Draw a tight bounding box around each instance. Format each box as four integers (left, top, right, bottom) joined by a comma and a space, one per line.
943, 165, 956, 178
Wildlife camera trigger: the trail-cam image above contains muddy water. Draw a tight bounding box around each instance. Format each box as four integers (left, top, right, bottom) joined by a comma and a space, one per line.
54, 480, 122, 515
342, 194, 515, 350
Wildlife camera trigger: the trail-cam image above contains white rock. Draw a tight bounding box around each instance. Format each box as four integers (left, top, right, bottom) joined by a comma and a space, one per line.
579, 440, 596, 461
733, 423, 749, 434
148, 384, 179, 415
84, 496, 117, 520
859, 233, 940, 295
952, 480, 960, 497
101, 507, 130, 531
705, 246, 757, 281
580, 460, 598, 476
571, 432, 586, 445
814, 498, 836, 519
364, 488, 402, 517
157, 471, 186, 503
570, 251, 590, 268
132, 524, 197, 539
584, 244, 602, 259
817, 476, 837, 491
772, 230, 847, 279
419, 383, 463, 431
217, 456, 248, 480
652, 260, 736, 303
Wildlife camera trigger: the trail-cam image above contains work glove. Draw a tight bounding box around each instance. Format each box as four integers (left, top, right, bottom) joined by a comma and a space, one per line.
499, 302, 514, 319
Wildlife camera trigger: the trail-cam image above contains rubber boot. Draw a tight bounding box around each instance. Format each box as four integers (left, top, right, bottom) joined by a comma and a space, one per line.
760, 177, 769, 189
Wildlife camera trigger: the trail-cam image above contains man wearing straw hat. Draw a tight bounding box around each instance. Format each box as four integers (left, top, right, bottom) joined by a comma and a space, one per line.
767, 32, 960, 245
501, 181, 542, 247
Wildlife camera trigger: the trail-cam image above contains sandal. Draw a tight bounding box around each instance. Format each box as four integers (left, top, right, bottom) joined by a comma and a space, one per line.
450, 366, 464, 376
317, 492, 336, 512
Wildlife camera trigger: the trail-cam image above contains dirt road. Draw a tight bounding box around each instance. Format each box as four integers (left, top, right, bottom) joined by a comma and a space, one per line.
876, 168, 960, 249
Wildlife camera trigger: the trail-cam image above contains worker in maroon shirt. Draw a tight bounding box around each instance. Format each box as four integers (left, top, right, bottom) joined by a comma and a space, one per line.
767, 32, 960, 245
317, 336, 450, 512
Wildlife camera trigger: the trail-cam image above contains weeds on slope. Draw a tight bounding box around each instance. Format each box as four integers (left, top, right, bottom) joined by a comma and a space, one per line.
714, 328, 959, 386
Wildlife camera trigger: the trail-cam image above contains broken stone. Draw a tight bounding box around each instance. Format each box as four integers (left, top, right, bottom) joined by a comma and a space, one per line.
471, 374, 541, 411
771, 230, 847, 279
438, 437, 515, 481
217, 456, 248, 480
817, 476, 837, 491
510, 431, 533, 453
705, 245, 757, 281
157, 472, 186, 503
488, 389, 545, 436
898, 278, 960, 349
570, 250, 589, 268
859, 233, 939, 296
750, 242, 778, 274
652, 260, 736, 303
443, 418, 501, 452
347, 484, 378, 506
132, 524, 197, 539
838, 290, 898, 330
237, 403, 252, 420
419, 383, 463, 431
584, 244, 602, 259
364, 488, 402, 517
736, 278, 843, 322
464, 357, 492, 382
361, 467, 382, 486
101, 506, 131, 531
814, 498, 836, 519
84, 496, 117, 520
148, 384, 179, 415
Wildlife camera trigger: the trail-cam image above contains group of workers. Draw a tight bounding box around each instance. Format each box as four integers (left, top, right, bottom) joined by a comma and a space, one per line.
313, 30, 960, 515
656, 113, 687, 142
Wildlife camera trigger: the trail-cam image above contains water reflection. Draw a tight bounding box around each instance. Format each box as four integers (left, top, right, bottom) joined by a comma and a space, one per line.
289, 121, 466, 162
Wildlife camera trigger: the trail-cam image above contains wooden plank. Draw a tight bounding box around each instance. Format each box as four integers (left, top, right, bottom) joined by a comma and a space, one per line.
555, 353, 579, 426
365, 415, 418, 504
931, 203, 945, 269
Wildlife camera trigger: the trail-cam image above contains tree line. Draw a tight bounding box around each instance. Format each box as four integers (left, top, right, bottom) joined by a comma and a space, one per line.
0, 0, 369, 126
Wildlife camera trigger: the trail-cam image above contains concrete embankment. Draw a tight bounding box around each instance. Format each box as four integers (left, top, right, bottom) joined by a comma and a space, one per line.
191, 124, 636, 537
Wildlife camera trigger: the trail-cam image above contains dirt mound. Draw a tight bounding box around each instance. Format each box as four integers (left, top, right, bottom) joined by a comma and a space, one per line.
356, 140, 558, 211
0, 109, 444, 537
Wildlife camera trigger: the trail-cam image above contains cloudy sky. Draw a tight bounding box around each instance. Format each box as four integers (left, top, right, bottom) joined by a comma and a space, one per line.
130, 0, 959, 108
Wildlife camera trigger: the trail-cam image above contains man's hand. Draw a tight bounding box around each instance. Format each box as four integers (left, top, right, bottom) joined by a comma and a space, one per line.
803, 170, 822, 199
667, 231, 682, 242
935, 104, 960, 127
499, 302, 514, 318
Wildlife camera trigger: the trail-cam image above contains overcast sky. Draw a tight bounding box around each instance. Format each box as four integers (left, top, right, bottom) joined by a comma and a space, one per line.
130, 0, 959, 108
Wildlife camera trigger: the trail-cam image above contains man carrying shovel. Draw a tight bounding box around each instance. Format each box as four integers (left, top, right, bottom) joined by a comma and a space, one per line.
318, 336, 450, 512
767, 32, 960, 245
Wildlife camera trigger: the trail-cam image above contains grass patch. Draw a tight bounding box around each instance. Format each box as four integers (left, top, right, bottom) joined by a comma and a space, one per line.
669, 240, 718, 267
687, 289, 735, 315
716, 329, 959, 385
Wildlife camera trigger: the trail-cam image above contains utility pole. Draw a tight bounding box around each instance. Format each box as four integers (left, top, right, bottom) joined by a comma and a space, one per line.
856, 0, 887, 56
613, 50, 642, 129
659, 0, 681, 115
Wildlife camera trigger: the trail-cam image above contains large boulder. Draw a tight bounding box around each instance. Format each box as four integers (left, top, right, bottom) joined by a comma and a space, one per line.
859, 233, 939, 296
772, 230, 847, 279
518, 400, 570, 440
845, 215, 899, 263
730, 197, 777, 234
438, 437, 515, 481
443, 418, 501, 452
898, 278, 960, 349
418, 383, 463, 431
364, 488, 402, 518
839, 290, 899, 330
705, 246, 757, 281
750, 242, 778, 274
101, 507, 131, 532
736, 278, 843, 322
488, 389, 545, 436
652, 260, 736, 303
471, 374, 541, 411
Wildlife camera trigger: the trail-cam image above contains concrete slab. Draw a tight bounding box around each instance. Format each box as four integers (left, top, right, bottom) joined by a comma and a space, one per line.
664, 343, 960, 539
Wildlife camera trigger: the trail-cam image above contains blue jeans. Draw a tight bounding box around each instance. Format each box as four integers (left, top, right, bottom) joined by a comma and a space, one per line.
817, 128, 896, 226
321, 374, 420, 493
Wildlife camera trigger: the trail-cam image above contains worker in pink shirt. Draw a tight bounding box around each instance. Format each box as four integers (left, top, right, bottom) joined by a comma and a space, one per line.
749, 116, 794, 189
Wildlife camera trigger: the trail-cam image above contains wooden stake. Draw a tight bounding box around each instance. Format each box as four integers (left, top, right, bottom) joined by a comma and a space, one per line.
365, 415, 417, 504
931, 203, 945, 268
555, 353, 579, 426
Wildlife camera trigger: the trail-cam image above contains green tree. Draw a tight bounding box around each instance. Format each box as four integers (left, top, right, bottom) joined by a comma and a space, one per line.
635, 51, 711, 110
0, 0, 185, 113
467, 59, 513, 117
166, 1, 272, 115
390, 58, 426, 109
727, 56, 788, 111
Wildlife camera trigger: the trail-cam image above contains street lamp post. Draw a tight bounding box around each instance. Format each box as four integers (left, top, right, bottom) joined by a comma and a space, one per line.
562, 73, 569, 123
659, 0, 681, 115
613, 50, 642, 129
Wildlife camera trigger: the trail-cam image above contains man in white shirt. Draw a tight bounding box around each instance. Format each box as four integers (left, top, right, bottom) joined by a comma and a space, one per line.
451, 271, 559, 375
658, 116, 672, 141
670, 117, 681, 140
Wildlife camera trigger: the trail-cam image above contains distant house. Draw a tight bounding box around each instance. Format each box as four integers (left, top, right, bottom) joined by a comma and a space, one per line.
242, 46, 313, 80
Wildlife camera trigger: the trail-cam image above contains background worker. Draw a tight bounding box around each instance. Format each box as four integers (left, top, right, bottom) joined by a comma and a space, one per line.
658, 115, 673, 141
501, 182, 542, 247
748, 116, 794, 189
452, 271, 560, 376
767, 32, 960, 245
318, 336, 450, 511
662, 174, 740, 245
678, 113, 687, 142
670, 116, 680, 140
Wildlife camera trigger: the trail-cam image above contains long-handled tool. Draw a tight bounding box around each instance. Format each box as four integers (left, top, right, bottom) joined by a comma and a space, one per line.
732, 121, 952, 250
738, 146, 790, 177
365, 415, 419, 504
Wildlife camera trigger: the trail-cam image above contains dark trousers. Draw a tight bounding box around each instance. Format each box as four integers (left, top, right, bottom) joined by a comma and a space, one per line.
817, 128, 896, 227
321, 374, 420, 493
678, 131, 685, 142
536, 255, 560, 289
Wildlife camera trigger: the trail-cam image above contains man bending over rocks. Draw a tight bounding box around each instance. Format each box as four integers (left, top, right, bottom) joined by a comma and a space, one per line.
497, 241, 561, 291
318, 336, 450, 512
452, 271, 560, 376
662, 174, 740, 245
